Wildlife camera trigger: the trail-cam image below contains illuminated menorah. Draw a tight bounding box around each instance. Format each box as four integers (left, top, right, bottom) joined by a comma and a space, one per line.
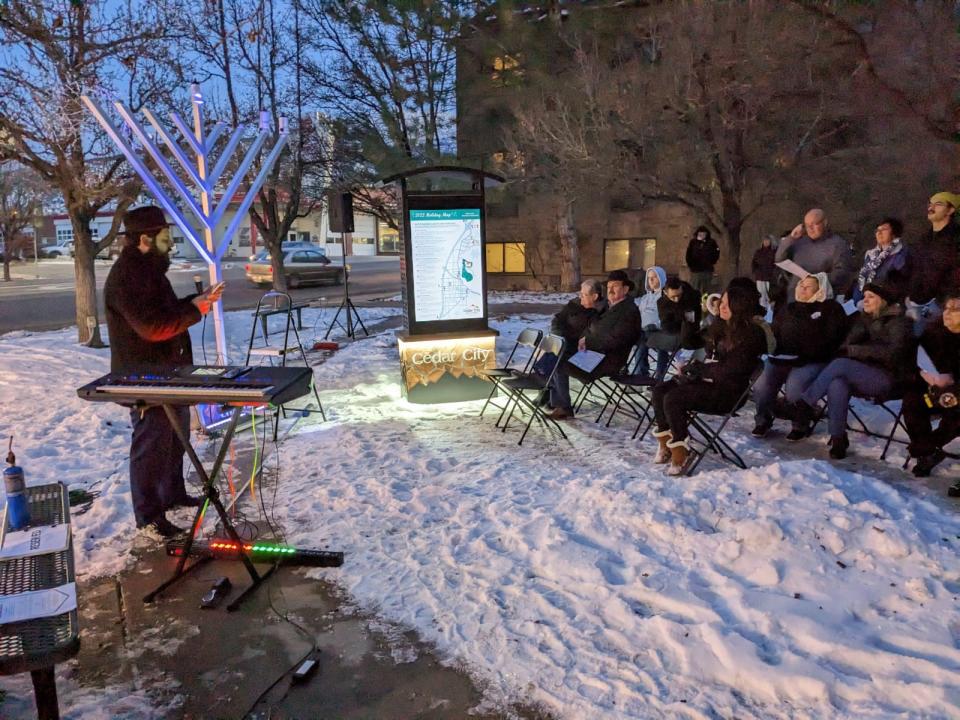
81, 84, 288, 363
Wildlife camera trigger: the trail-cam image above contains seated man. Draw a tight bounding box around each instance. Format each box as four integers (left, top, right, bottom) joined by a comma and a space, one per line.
902, 289, 960, 477
752, 273, 849, 439
634, 266, 667, 377
650, 284, 767, 475
533, 280, 604, 380
646, 277, 703, 380
548, 270, 641, 419
793, 283, 915, 460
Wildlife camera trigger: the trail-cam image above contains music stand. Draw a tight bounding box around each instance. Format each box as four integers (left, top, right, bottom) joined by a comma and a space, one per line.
143, 405, 276, 611
324, 232, 368, 340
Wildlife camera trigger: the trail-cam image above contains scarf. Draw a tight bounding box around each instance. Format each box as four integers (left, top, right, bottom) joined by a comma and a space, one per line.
857, 239, 901, 291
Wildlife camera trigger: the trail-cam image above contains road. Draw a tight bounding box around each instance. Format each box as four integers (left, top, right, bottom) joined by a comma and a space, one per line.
0, 256, 401, 334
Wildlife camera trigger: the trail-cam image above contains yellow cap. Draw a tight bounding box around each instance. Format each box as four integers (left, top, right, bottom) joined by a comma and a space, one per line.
929, 191, 960, 208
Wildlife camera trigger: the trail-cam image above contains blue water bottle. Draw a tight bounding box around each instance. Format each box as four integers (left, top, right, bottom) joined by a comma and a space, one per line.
3, 465, 31, 531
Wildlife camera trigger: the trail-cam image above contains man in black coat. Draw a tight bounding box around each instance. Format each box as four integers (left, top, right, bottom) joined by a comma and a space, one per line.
104, 205, 223, 539
906, 192, 960, 333
646, 277, 703, 380
685, 226, 720, 295
548, 270, 641, 418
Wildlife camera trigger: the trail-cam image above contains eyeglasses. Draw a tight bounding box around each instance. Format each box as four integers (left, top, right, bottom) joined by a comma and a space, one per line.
875, 226, 891, 234
944, 303, 960, 313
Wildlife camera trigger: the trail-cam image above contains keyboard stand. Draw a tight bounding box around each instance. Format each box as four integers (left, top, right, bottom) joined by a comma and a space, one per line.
143, 404, 276, 611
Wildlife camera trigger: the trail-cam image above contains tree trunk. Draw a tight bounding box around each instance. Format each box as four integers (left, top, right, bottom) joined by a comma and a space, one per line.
2, 256, 10, 282
265, 236, 288, 292
72, 218, 105, 346
557, 200, 581, 292
721, 194, 743, 279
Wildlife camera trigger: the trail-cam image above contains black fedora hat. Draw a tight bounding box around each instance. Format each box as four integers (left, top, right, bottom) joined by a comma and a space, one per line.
122, 205, 174, 238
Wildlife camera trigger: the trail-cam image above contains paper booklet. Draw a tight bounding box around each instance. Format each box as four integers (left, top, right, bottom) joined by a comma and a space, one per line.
841, 299, 859, 316
568, 349, 605, 373
0, 524, 70, 560
775, 259, 810, 279
917, 346, 949, 383
0, 582, 77, 624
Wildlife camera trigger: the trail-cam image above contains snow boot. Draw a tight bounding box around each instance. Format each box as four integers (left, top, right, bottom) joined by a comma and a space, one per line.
666, 438, 691, 476
652, 428, 672, 464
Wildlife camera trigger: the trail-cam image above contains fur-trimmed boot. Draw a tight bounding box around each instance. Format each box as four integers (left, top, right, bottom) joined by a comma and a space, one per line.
652, 428, 672, 464
666, 438, 691, 476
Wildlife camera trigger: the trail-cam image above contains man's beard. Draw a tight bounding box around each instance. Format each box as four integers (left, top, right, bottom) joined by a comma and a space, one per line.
148, 247, 171, 273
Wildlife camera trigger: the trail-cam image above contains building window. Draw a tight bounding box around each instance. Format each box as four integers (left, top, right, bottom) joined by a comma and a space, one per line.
238, 228, 250, 247
603, 238, 656, 271
56, 227, 74, 244
486, 242, 526, 273
377, 222, 400, 254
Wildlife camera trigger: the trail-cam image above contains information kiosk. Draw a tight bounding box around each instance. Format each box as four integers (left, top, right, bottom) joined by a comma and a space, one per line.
379, 166, 505, 403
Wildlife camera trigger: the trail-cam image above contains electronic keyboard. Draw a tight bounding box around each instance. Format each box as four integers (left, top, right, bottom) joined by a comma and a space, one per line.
77, 365, 314, 406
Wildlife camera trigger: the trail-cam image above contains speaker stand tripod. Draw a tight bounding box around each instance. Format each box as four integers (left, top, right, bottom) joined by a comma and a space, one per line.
324, 232, 368, 340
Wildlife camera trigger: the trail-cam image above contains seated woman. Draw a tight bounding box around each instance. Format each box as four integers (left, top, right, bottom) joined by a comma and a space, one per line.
650, 284, 767, 475
634, 266, 667, 377
901, 288, 960, 477
752, 273, 849, 439
793, 283, 915, 459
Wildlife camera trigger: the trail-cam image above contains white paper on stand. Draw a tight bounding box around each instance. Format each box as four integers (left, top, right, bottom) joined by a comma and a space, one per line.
775, 259, 810, 279
568, 350, 605, 373
0, 582, 77, 624
0, 524, 70, 560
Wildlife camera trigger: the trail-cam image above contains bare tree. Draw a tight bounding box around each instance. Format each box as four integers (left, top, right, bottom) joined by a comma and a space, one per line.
0, 162, 50, 282
0, 0, 183, 344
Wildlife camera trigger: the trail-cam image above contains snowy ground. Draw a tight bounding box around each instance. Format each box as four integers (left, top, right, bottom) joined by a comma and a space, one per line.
1, 307, 959, 718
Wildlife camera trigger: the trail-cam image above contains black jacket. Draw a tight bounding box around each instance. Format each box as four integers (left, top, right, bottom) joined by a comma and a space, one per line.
771, 299, 849, 365
700, 319, 767, 397
582, 298, 642, 377
685, 236, 720, 273
841, 307, 915, 385
751, 245, 777, 282
657, 282, 704, 349
551, 299, 599, 357
104, 246, 201, 373
908, 222, 960, 305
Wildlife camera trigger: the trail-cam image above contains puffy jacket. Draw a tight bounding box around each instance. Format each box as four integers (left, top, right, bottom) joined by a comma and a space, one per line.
636, 266, 667, 329
685, 234, 720, 273
583, 298, 643, 377
104, 246, 200, 373
841, 306, 916, 385
772, 299, 849, 364
657, 281, 704, 349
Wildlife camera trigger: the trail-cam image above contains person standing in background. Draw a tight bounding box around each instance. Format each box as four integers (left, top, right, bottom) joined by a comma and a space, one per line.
751, 235, 778, 310
685, 226, 720, 296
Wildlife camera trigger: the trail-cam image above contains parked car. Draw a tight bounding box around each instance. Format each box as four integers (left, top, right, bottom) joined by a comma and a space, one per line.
96, 238, 123, 260
245, 249, 346, 288
248, 241, 324, 262
45, 241, 74, 258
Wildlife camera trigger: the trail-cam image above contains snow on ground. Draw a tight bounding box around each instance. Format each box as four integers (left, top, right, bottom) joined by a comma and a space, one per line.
2, 309, 960, 718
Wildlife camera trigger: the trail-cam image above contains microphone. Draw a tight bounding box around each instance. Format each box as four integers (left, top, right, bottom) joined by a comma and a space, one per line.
193, 275, 204, 294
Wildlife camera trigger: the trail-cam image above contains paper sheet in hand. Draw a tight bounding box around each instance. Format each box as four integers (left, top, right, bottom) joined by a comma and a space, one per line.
0, 582, 76, 624
0, 524, 70, 560
568, 350, 605, 373
917, 346, 943, 376
841, 299, 859, 316
775, 260, 810, 279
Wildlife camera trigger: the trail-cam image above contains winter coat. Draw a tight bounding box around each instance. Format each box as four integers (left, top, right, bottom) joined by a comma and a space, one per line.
582, 297, 643, 377
751, 245, 777, 282
550, 299, 599, 357
657, 281, 704, 349
916, 322, 960, 386
104, 246, 201, 373
841, 306, 916, 386
635, 266, 667, 329
852, 241, 911, 304
908, 222, 960, 305
685, 235, 720, 273
771, 299, 849, 365
700, 319, 767, 398
775, 232, 856, 299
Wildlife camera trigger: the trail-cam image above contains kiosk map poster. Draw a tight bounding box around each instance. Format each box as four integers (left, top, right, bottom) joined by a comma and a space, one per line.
409, 209, 484, 322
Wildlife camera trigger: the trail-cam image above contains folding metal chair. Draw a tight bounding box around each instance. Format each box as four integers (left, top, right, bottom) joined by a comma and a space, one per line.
478, 327, 543, 419
684, 367, 764, 476
498, 334, 568, 445
847, 398, 908, 461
